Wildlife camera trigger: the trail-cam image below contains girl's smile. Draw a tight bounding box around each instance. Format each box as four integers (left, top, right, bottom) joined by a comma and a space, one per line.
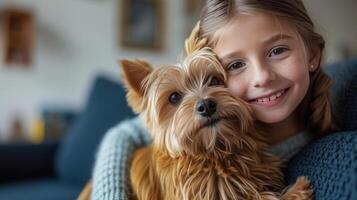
248, 87, 289, 107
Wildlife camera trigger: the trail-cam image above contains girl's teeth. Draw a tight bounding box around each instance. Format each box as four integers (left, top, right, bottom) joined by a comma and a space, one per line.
256, 89, 285, 102
270, 95, 277, 100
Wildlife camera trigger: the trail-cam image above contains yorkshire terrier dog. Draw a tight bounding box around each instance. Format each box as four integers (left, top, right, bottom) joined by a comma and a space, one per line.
120, 25, 313, 200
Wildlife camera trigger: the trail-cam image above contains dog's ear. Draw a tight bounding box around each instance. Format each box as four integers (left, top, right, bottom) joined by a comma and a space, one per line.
119, 59, 153, 112
184, 21, 207, 56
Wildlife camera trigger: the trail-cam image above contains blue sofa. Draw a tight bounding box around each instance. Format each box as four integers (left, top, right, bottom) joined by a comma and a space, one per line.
0, 76, 135, 199
0, 59, 356, 200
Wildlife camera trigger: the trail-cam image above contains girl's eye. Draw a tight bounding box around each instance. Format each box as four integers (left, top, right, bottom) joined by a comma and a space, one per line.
269, 47, 289, 57
169, 92, 182, 105
209, 76, 222, 86
227, 61, 246, 71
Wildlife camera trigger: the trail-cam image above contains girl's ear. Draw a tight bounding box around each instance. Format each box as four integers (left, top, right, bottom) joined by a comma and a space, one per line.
309, 47, 322, 72
119, 59, 153, 112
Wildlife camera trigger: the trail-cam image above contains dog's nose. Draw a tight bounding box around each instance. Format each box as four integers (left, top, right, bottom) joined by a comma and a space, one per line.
196, 98, 217, 117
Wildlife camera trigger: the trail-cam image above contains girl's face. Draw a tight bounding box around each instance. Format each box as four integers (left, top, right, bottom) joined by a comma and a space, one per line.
214, 13, 313, 124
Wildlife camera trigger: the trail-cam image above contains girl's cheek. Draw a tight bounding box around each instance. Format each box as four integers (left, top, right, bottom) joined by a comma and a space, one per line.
227, 76, 248, 100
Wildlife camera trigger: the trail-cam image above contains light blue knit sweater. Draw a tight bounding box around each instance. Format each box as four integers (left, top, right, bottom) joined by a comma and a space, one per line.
91, 116, 312, 200
92, 117, 151, 200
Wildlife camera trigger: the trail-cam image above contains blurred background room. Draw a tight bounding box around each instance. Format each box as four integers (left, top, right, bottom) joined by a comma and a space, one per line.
0, 0, 356, 199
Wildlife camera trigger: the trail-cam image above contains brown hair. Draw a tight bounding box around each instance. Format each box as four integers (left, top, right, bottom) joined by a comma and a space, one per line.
199, 0, 334, 135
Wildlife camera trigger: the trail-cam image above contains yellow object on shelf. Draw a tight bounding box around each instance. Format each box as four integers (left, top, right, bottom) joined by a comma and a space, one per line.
30, 118, 45, 144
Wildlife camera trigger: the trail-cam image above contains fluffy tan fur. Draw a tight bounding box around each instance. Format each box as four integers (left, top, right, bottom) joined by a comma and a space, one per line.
120, 47, 313, 199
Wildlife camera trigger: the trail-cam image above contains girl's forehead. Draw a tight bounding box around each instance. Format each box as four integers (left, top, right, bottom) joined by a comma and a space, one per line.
213, 12, 299, 57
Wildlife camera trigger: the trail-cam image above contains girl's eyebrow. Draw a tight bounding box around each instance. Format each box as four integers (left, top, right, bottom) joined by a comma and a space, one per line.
262, 34, 293, 46
220, 34, 293, 65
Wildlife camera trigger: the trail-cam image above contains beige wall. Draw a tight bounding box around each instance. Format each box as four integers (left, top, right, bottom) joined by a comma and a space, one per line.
304, 0, 357, 62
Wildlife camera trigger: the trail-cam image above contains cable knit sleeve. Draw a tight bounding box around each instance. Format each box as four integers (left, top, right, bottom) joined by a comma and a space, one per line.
284, 131, 357, 200
91, 117, 151, 200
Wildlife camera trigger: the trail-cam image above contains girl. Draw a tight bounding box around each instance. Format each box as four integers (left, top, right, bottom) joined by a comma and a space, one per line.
197, 0, 334, 160
90, 0, 353, 199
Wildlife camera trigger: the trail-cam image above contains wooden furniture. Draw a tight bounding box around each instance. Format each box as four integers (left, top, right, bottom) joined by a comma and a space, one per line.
0, 8, 34, 67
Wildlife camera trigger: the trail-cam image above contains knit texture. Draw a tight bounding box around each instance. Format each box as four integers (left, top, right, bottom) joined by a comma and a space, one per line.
92, 117, 150, 200
285, 131, 357, 200
92, 116, 357, 200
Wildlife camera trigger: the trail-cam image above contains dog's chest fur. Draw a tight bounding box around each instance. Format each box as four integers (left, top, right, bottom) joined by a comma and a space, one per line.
130, 146, 284, 200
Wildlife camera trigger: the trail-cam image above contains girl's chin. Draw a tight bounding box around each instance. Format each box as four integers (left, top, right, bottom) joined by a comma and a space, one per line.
253, 109, 292, 124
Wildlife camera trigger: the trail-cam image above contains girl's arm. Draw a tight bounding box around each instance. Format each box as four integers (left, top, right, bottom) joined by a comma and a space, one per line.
91, 116, 151, 200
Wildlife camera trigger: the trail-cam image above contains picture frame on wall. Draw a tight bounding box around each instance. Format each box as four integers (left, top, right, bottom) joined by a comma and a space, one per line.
120, 0, 164, 51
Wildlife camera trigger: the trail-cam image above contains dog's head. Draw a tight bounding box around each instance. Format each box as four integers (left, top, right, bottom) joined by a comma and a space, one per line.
120, 48, 262, 158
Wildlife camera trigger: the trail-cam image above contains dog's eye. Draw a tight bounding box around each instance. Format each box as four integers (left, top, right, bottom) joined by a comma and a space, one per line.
209, 77, 222, 86
169, 92, 182, 105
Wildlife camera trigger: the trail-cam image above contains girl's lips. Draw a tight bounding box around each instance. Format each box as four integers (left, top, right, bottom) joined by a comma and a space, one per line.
249, 88, 290, 107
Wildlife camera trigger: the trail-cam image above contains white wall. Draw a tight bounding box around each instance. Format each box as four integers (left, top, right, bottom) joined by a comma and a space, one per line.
0, 0, 356, 140
0, 0, 186, 139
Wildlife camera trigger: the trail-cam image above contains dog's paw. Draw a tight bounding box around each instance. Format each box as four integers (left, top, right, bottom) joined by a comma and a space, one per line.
294, 176, 311, 191
281, 176, 313, 200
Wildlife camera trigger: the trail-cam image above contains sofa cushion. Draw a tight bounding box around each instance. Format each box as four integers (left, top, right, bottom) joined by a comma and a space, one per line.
0, 178, 82, 200
325, 58, 357, 131
0, 142, 57, 182
55, 75, 135, 184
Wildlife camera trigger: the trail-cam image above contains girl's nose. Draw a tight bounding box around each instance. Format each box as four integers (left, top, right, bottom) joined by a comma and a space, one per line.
252, 62, 276, 87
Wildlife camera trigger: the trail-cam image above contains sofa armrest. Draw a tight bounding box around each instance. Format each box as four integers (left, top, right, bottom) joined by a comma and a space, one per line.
285, 131, 357, 200
0, 141, 59, 182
